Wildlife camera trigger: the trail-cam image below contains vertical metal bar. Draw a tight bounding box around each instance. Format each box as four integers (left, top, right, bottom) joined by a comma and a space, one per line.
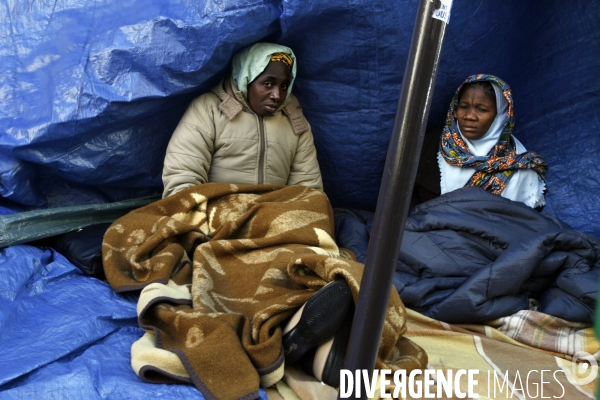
342, 0, 450, 395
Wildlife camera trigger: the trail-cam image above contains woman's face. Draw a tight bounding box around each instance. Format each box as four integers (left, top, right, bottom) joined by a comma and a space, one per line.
247, 61, 291, 117
456, 86, 497, 140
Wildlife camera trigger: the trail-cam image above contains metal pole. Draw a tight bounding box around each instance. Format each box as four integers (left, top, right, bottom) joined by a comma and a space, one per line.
342, 0, 451, 395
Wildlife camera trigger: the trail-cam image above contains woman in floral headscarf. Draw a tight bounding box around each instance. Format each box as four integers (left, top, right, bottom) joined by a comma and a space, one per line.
162, 42, 322, 198
437, 74, 548, 208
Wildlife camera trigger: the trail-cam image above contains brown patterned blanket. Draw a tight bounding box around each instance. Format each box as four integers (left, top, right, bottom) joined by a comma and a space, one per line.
102, 183, 427, 400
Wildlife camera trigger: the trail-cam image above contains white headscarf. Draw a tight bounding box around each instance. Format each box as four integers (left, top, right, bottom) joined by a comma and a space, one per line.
438, 82, 546, 208
231, 42, 297, 100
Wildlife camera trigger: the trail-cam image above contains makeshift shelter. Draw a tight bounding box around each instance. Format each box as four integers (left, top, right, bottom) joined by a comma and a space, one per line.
1, 0, 599, 398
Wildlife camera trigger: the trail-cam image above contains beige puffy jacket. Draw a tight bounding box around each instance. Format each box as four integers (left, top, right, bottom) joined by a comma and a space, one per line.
162, 77, 323, 198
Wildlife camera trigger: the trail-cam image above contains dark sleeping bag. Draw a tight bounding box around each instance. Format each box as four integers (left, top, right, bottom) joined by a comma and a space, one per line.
35, 223, 112, 279
334, 187, 600, 324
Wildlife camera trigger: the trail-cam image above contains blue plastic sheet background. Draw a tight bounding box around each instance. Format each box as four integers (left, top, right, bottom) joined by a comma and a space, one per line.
0, 246, 269, 399
1, 0, 599, 235
0, 245, 270, 399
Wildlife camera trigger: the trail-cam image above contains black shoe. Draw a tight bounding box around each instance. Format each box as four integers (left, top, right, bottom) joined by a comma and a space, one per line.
282, 279, 353, 365
300, 305, 353, 387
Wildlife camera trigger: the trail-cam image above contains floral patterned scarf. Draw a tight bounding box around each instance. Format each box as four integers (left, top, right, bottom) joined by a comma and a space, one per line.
439, 74, 548, 194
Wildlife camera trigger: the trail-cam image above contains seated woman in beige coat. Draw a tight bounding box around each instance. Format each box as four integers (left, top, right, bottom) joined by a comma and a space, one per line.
162, 42, 323, 198
162, 43, 348, 387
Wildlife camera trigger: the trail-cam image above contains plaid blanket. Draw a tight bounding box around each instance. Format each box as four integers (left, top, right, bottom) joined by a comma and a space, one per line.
102, 183, 427, 400
483, 310, 600, 365
273, 309, 598, 399
407, 309, 598, 399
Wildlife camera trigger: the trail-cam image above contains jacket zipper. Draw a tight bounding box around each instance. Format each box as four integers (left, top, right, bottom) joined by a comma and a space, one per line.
258, 116, 265, 185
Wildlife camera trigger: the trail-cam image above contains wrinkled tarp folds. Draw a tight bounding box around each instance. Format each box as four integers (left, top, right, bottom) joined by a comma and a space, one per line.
0, 0, 599, 236
0, 245, 271, 399
0, 195, 159, 248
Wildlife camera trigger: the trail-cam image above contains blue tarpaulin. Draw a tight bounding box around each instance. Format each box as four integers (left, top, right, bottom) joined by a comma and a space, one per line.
1, 0, 598, 235
0, 0, 599, 398
0, 245, 249, 399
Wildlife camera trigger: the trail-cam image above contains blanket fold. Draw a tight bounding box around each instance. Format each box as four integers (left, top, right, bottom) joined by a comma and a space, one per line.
103, 183, 427, 400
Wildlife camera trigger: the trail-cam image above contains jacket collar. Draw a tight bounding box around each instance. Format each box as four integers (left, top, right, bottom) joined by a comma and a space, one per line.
216, 76, 245, 120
